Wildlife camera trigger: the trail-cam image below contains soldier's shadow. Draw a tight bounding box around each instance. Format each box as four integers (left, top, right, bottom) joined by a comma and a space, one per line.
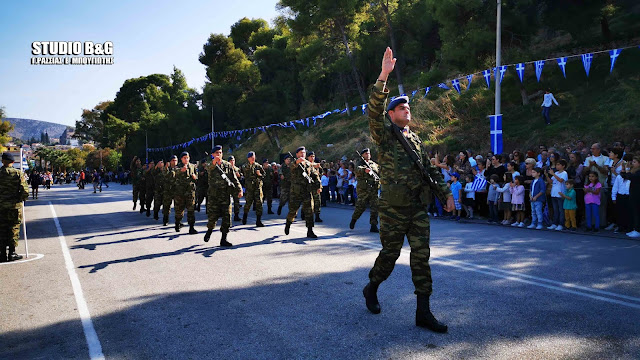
196, 235, 282, 257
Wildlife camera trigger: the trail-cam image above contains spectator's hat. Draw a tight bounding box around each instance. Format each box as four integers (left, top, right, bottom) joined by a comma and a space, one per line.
450, 172, 460, 178
307, 151, 315, 157
212, 145, 222, 153
361, 148, 370, 154
296, 146, 306, 154
180, 151, 189, 159
2, 152, 15, 162
387, 96, 410, 111
271, 162, 276, 166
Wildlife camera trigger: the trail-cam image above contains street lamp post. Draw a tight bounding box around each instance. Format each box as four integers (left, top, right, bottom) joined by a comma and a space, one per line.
495, 0, 502, 117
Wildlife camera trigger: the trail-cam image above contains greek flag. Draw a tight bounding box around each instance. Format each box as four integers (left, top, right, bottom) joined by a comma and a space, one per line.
451, 79, 461, 94
495, 65, 507, 84
489, 114, 503, 155
471, 175, 488, 191
423, 87, 431, 98
483, 69, 492, 88
466, 74, 474, 91
556, 57, 567, 78
535, 60, 545, 82
438, 83, 450, 90
609, 49, 621, 73
515, 63, 525, 83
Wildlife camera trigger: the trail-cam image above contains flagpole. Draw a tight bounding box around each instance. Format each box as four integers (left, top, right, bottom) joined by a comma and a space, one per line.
495, 0, 502, 117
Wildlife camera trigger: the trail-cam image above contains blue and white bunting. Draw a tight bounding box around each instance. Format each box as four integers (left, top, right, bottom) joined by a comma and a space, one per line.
423, 87, 431, 98
496, 65, 507, 84
438, 83, 450, 90
466, 74, 474, 91
515, 63, 525, 83
556, 57, 567, 78
411, 89, 418, 99
610, 49, 621, 73
483, 69, 492, 88
535, 60, 545, 82
451, 79, 461, 94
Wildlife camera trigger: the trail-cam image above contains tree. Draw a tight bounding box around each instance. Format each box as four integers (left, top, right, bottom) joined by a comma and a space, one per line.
0, 106, 13, 152
230, 17, 270, 56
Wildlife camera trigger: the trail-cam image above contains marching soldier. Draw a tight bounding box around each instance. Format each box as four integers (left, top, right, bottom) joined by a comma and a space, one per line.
0, 153, 29, 262
306, 151, 323, 223
152, 160, 165, 220
203, 145, 243, 247
130, 156, 142, 210
284, 147, 317, 238
144, 160, 155, 217
350, 148, 380, 232
362, 47, 454, 333
195, 162, 208, 212
241, 151, 264, 227
228, 156, 242, 221
162, 155, 178, 226
138, 163, 147, 214
277, 154, 292, 215
173, 152, 198, 234
261, 159, 275, 214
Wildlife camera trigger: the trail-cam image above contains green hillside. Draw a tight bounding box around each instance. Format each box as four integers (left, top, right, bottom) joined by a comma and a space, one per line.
233, 45, 640, 161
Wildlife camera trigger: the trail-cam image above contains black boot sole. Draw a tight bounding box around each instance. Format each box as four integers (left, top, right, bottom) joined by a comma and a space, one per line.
416, 318, 448, 333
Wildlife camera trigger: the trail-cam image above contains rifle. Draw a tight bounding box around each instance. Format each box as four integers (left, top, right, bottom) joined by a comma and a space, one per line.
288, 152, 313, 184
206, 152, 234, 188
385, 114, 448, 205
355, 151, 380, 182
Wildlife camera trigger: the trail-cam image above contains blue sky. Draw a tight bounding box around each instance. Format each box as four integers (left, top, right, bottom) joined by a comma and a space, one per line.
0, 0, 280, 127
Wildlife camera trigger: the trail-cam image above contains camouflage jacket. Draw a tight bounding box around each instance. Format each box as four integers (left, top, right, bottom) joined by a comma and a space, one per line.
262, 166, 274, 189
242, 162, 264, 189
153, 168, 165, 193
0, 166, 29, 209
355, 160, 380, 190
308, 163, 322, 191
368, 81, 450, 205
289, 159, 314, 189
137, 168, 146, 188
206, 160, 242, 200
145, 169, 155, 191
280, 163, 291, 188
172, 163, 197, 195
163, 167, 175, 196
196, 165, 209, 193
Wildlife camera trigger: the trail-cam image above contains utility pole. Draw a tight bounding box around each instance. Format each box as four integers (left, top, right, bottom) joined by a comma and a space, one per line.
495, 0, 502, 116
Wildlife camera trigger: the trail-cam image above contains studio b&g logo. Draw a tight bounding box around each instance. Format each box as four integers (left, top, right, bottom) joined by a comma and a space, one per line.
31, 41, 114, 65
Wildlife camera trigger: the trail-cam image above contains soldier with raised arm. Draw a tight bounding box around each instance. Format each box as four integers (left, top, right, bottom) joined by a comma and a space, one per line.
362, 47, 455, 333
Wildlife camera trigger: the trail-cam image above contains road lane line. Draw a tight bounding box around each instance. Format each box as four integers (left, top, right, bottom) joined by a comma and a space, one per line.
289, 227, 640, 309
49, 202, 105, 360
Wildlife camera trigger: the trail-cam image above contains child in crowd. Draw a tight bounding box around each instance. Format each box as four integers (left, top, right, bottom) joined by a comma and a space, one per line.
548, 159, 568, 231
560, 179, 577, 231
450, 172, 462, 221
487, 174, 500, 223
497, 173, 513, 225
584, 171, 602, 232
510, 175, 526, 227
528, 167, 546, 229
463, 174, 476, 219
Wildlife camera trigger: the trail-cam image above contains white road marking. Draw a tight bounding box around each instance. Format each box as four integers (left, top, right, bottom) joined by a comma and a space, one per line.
289, 227, 640, 310
0, 253, 44, 265
49, 202, 105, 360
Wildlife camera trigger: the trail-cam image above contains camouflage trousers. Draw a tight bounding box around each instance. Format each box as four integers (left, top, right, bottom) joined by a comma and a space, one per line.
369, 199, 432, 295
279, 185, 290, 209
139, 187, 146, 208
145, 188, 154, 210
206, 196, 232, 234
162, 190, 173, 217
244, 186, 263, 217
174, 192, 196, 225
312, 191, 321, 215
153, 190, 163, 215
196, 188, 207, 209
352, 187, 379, 225
263, 185, 273, 209
286, 185, 314, 228
232, 192, 240, 216
0, 207, 22, 252
132, 184, 141, 203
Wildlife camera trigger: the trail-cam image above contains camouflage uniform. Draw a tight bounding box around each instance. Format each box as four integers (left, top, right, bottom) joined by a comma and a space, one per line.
144, 167, 155, 213
0, 165, 29, 261
278, 163, 291, 212
131, 165, 142, 206
162, 166, 175, 221
242, 162, 264, 217
206, 160, 242, 234
286, 159, 315, 228
231, 165, 242, 218
138, 168, 147, 210
308, 163, 322, 216
173, 162, 197, 226
352, 160, 380, 225
153, 167, 165, 219
367, 81, 451, 296
262, 165, 275, 213
195, 164, 208, 212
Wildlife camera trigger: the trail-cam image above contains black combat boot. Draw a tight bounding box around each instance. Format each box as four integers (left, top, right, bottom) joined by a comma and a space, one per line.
242, 213, 248, 225
362, 282, 381, 314
188, 224, 198, 234
256, 215, 264, 227
163, 215, 169, 226
175, 223, 181, 232
306, 226, 318, 239
350, 219, 356, 229
153, 210, 159, 220
268, 201, 274, 214
220, 232, 233, 247
8, 244, 22, 261
233, 214, 241, 222
277, 205, 282, 215
315, 214, 323, 223
139, 205, 145, 214
204, 229, 212, 242
133, 202, 137, 210
416, 294, 448, 333
285, 220, 292, 235
146, 208, 151, 217
370, 224, 379, 233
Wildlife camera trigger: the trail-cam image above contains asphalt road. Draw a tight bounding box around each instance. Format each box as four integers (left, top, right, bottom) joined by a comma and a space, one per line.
1, 183, 639, 359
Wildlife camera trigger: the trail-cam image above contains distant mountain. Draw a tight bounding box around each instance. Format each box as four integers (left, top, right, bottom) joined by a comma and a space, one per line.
5, 118, 73, 142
